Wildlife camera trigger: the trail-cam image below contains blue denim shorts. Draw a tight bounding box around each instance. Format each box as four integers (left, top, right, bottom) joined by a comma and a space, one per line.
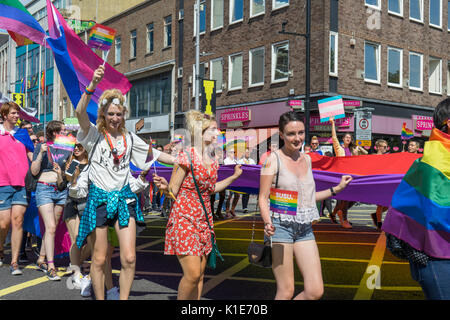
265, 217, 315, 244
35, 182, 68, 208
0, 186, 28, 210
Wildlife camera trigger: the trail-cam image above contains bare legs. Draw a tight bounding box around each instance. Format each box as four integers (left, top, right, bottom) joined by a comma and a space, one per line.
177, 255, 208, 300
0, 205, 27, 265
38, 203, 64, 270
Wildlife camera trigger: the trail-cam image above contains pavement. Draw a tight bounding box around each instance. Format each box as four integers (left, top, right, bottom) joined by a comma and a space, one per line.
0, 196, 425, 301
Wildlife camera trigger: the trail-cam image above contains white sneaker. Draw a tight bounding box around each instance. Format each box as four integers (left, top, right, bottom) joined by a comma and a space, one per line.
106, 286, 120, 300
80, 275, 91, 297
66, 274, 82, 290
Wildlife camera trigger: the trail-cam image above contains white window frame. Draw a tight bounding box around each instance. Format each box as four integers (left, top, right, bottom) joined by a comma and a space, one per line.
229, 0, 244, 25
272, 0, 289, 11
387, 46, 403, 87
250, 0, 265, 18
387, 0, 403, 17
228, 52, 243, 91
210, 58, 223, 93
364, 41, 381, 84
428, 56, 442, 94
249, 47, 265, 87
429, 0, 442, 29
329, 31, 338, 77
448, 1, 450, 32
130, 30, 137, 59
146, 23, 154, 53
114, 37, 121, 64
211, 0, 224, 31
164, 15, 172, 48
409, 0, 424, 23
194, 0, 206, 36
365, 0, 381, 10
271, 41, 289, 83
409, 52, 423, 91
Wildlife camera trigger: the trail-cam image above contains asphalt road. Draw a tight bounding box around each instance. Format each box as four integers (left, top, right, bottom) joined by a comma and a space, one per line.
0, 198, 424, 301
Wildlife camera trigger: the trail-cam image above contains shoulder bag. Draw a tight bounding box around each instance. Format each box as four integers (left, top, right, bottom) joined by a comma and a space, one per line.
186, 150, 224, 269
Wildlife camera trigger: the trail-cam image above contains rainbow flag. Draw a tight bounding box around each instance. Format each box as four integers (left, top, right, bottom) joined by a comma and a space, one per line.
382, 128, 450, 259
87, 24, 116, 51
269, 188, 298, 216
401, 122, 414, 140
318, 95, 345, 123
173, 134, 184, 143
53, 134, 76, 152
0, 0, 47, 46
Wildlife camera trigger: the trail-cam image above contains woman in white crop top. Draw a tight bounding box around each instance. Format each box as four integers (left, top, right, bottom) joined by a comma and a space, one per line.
259, 111, 352, 300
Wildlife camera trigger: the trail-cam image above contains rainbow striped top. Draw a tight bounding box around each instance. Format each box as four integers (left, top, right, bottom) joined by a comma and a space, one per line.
382, 128, 450, 259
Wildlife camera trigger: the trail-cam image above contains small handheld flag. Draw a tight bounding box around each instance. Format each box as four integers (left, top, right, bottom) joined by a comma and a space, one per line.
53, 134, 76, 152
87, 24, 116, 51
401, 123, 414, 140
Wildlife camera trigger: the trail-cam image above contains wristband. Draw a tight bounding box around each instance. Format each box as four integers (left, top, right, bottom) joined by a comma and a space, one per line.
85, 87, 95, 95
330, 187, 336, 196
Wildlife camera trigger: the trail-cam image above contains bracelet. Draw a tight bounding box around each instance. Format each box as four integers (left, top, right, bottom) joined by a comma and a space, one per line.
85, 87, 95, 95
330, 187, 336, 196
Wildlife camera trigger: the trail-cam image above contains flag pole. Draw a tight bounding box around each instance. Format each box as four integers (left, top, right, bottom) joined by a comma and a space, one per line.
43, 37, 47, 138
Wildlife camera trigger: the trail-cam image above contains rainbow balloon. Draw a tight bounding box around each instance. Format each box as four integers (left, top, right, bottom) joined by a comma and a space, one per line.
87, 24, 116, 51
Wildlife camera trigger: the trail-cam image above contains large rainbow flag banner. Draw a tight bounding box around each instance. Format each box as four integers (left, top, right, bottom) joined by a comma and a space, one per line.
0, 0, 47, 46
87, 24, 116, 51
382, 128, 450, 259
318, 95, 345, 123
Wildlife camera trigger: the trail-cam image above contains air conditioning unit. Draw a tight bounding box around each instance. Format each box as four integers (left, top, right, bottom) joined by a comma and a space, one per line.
177, 67, 183, 78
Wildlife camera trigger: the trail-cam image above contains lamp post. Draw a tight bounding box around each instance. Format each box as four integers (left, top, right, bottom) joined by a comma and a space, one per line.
194, 0, 200, 110
279, 0, 311, 144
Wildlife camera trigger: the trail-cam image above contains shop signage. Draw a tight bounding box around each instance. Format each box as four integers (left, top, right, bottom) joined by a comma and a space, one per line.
220, 107, 251, 123
355, 110, 372, 146
343, 100, 362, 107
413, 115, 433, 131
289, 100, 303, 108
310, 115, 351, 131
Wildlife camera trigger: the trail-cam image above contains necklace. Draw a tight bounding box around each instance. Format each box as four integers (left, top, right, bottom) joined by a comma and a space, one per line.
104, 131, 127, 166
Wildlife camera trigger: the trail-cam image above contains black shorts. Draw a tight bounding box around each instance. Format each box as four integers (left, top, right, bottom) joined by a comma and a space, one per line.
95, 201, 138, 228
63, 197, 86, 221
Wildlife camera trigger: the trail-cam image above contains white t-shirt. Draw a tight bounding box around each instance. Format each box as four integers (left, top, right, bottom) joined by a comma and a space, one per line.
77, 123, 161, 192
223, 157, 238, 165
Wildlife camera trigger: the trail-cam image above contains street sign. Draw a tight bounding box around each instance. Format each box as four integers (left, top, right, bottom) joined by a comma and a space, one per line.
355, 109, 372, 146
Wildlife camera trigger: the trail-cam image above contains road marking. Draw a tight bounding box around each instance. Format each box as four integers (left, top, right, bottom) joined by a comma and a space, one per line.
0, 276, 49, 297
202, 258, 250, 296
353, 232, 387, 300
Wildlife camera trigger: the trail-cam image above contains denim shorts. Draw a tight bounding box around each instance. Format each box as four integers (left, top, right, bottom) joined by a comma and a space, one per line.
265, 217, 315, 244
35, 182, 68, 208
409, 258, 450, 300
0, 186, 28, 210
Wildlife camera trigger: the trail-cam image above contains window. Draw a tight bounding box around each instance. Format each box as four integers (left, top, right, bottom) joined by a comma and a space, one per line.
388, 0, 402, 16
364, 42, 380, 83
273, 0, 289, 10
114, 37, 121, 64
448, 1, 450, 31
210, 58, 223, 92
164, 15, 172, 48
194, 0, 206, 35
250, 0, 265, 17
387, 47, 402, 86
211, 0, 224, 30
409, 52, 423, 90
130, 30, 136, 59
429, 0, 442, 28
229, 53, 243, 90
410, 0, 423, 22
429, 57, 442, 94
147, 23, 154, 53
365, 0, 380, 9
329, 32, 338, 76
230, 0, 243, 24
272, 41, 289, 82
249, 47, 265, 86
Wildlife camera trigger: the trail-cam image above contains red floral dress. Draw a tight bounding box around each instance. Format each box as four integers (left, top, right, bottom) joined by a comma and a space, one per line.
164, 148, 219, 256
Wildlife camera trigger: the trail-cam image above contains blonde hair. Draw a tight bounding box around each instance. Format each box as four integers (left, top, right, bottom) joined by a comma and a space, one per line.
96, 89, 127, 134
185, 110, 216, 141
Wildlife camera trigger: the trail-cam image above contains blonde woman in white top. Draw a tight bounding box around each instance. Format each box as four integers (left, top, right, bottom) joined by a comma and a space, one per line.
259, 112, 352, 300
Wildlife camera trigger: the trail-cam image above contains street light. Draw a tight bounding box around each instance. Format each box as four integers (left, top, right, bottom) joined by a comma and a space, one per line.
279, 0, 311, 144
194, 0, 200, 110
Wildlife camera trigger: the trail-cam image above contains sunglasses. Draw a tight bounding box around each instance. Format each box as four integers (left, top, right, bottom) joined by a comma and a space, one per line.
74, 144, 84, 149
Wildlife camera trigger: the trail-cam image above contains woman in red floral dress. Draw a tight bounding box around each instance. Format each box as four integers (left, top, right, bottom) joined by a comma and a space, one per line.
154, 110, 242, 300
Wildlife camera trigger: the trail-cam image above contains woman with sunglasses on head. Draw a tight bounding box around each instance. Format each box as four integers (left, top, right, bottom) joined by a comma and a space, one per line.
74, 65, 174, 300
328, 118, 367, 228
30, 120, 68, 280
0, 102, 33, 275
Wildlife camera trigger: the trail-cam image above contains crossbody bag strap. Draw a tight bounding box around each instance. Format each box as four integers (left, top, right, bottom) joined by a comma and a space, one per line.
186, 150, 215, 239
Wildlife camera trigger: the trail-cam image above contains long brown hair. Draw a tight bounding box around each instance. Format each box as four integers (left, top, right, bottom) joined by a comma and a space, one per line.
96, 89, 127, 134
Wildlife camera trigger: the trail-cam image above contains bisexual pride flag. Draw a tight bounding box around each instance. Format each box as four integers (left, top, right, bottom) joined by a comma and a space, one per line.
318, 95, 345, 123
382, 128, 450, 259
88, 24, 116, 51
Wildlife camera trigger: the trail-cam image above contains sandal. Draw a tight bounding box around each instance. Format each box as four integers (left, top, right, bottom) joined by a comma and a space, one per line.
36, 260, 48, 273
47, 268, 61, 281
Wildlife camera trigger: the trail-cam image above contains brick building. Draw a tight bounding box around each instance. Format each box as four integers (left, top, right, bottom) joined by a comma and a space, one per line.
177, 0, 449, 155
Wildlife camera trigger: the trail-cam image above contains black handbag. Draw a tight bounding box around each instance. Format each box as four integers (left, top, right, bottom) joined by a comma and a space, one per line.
24, 168, 41, 193
186, 151, 224, 269
247, 152, 281, 268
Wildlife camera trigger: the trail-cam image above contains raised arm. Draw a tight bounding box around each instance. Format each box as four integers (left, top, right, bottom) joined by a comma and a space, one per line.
76, 65, 104, 133
330, 118, 344, 157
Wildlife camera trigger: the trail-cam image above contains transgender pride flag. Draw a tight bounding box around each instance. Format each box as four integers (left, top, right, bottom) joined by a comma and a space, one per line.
318, 95, 345, 123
